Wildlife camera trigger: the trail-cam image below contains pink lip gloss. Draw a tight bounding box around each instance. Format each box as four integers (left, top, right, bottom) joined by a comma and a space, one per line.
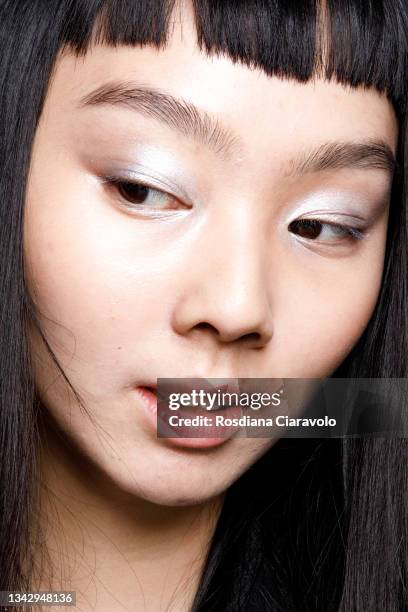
135, 385, 242, 449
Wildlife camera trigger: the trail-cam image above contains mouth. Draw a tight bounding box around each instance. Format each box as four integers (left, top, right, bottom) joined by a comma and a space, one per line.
135, 382, 243, 449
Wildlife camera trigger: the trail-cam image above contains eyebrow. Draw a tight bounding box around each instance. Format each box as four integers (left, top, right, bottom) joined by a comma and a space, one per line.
79, 81, 396, 177
287, 140, 396, 178
79, 81, 239, 157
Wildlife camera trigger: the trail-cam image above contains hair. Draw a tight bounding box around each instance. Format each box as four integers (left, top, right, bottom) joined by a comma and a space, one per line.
0, 1, 407, 610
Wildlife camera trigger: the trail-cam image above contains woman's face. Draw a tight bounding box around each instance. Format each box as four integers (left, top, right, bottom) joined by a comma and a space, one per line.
24, 12, 397, 505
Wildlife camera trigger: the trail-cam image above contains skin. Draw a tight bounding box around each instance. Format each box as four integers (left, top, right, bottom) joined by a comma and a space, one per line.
23, 6, 397, 611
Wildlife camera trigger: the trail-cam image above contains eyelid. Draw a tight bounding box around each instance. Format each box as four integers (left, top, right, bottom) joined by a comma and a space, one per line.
288, 183, 391, 223
288, 216, 368, 245
100, 174, 193, 216
98, 165, 192, 204
100, 172, 175, 196
291, 210, 367, 227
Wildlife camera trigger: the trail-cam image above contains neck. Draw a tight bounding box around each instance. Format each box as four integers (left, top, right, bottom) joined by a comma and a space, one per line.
33, 419, 223, 611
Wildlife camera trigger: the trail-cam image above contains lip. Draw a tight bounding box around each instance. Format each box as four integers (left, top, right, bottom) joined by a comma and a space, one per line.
135, 384, 241, 449
156, 378, 240, 399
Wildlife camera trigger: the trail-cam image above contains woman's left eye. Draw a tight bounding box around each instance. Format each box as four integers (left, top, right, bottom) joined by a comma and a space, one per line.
288, 219, 364, 243
106, 178, 184, 210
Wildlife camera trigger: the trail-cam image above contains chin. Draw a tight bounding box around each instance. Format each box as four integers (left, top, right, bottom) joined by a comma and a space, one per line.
145, 490, 219, 507
105, 464, 233, 507
152, 475, 231, 506
120, 481, 225, 507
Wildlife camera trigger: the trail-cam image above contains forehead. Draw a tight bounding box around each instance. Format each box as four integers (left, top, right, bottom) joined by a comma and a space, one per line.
46, 10, 397, 159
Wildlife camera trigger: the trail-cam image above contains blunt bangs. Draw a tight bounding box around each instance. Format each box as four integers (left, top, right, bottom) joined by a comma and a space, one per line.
60, 0, 408, 116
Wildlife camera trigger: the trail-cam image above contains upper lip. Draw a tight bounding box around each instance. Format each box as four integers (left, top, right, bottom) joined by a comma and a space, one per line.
139, 378, 284, 409
139, 379, 240, 398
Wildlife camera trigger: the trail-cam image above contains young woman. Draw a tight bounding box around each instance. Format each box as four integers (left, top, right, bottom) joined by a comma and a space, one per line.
1, 1, 407, 610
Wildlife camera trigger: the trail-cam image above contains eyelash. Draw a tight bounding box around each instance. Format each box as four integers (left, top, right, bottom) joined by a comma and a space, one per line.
288, 218, 365, 243
103, 176, 186, 211
104, 177, 366, 243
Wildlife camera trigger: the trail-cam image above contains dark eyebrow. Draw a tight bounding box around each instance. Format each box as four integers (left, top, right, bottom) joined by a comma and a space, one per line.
287, 140, 396, 177
79, 83, 396, 176
79, 81, 239, 157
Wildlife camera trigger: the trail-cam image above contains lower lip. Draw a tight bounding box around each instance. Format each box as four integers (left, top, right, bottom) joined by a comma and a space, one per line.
135, 386, 241, 449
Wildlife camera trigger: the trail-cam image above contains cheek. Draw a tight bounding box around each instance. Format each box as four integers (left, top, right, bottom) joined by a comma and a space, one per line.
275, 242, 386, 377
23, 174, 179, 400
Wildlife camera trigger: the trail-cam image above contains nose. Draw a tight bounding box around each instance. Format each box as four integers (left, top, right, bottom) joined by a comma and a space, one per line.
171, 209, 274, 350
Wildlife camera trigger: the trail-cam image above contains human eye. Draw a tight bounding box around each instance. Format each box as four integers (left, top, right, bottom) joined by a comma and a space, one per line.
288, 217, 365, 244
101, 175, 190, 214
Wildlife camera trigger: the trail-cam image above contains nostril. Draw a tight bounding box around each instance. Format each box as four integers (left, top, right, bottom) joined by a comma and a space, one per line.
243, 332, 262, 344
239, 331, 268, 350
193, 322, 265, 345
195, 322, 217, 332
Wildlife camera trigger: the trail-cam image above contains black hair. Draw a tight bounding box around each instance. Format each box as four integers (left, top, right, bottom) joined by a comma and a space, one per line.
0, 1, 407, 610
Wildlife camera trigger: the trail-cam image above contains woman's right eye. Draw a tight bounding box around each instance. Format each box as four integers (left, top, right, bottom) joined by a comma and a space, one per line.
105, 178, 185, 211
